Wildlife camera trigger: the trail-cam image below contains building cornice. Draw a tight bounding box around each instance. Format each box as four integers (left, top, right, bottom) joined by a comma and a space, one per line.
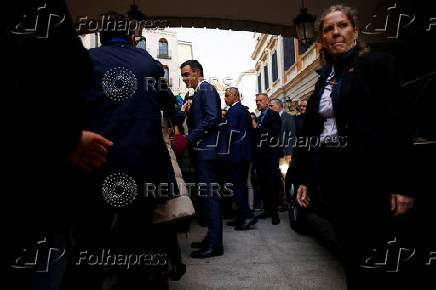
251, 34, 268, 60
283, 59, 321, 94
177, 40, 192, 45
269, 87, 285, 99
147, 29, 177, 37
266, 36, 278, 50
235, 69, 256, 85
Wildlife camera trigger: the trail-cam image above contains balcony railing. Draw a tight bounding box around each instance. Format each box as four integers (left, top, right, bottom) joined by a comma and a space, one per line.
284, 43, 319, 84
157, 49, 172, 59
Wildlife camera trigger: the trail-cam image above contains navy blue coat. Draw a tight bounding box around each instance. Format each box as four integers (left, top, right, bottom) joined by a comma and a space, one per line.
254, 108, 282, 159
84, 42, 178, 205
186, 81, 223, 161
225, 102, 253, 163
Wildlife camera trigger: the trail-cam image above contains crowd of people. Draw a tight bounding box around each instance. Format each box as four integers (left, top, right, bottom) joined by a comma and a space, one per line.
5, 1, 431, 290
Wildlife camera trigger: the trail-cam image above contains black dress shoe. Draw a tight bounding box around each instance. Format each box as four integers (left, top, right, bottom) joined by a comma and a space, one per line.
272, 215, 280, 225
226, 217, 242, 227
190, 239, 207, 249
234, 217, 258, 230
256, 212, 272, 219
190, 247, 224, 259
171, 263, 186, 281
278, 204, 288, 212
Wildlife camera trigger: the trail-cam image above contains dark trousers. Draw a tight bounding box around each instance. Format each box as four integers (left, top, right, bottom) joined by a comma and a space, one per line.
63, 204, 168, 290
228, 161, 253, 219
250, 165, 263, 208
197, 159, 223, 249
216, 158, 232, 217
255, 154, 279, 216
318, 145, 409, 290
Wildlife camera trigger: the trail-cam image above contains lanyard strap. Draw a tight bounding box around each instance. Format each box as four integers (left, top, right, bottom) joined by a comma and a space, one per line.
257, 108, 269, 126
106, 37, 128, 44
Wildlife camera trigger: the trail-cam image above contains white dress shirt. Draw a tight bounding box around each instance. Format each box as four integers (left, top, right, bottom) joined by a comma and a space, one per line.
319, 67, 338, 143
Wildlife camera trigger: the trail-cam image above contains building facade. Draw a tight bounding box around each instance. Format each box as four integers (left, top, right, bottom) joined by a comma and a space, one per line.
251, 33, 321, 114
233, 69, 257, 112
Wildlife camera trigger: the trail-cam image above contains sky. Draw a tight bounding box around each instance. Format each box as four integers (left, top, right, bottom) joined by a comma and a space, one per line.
167, 27, 256, 86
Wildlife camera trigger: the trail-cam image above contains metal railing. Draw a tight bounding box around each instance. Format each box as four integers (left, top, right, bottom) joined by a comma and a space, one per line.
157, 48, 172, 59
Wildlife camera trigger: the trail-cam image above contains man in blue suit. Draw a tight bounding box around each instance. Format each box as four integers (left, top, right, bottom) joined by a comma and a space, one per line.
254, 93, 282, 225
68, 12, 178, 289
223, 88, 257, 230
180, 60, 224, 258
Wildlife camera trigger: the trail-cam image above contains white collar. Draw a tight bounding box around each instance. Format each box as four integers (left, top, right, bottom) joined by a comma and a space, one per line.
195, 80, 205, 91
231, 101, 240, 107
279, 110, 284, 117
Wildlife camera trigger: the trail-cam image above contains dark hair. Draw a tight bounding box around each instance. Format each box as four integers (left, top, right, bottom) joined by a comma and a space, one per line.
99, 11, 131, 45
180, 60, 204, 77
317, 4, 369, 62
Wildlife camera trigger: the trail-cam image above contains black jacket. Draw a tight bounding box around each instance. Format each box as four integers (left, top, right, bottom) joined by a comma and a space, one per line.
294, 48, 413, 196
254, 108, 282, 158
279, 111, 296, 157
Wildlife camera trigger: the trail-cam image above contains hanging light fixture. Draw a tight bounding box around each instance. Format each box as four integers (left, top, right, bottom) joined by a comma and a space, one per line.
293, 0, 316, 47
127, 0, 147, 39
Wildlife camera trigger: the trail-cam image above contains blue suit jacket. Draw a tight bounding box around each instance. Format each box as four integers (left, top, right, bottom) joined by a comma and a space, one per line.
84, 42, 177, 201
226, 102, 253, 163
186, 81, 223, 161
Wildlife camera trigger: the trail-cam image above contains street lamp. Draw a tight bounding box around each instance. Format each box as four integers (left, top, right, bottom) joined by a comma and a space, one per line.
293, 0, 316, 47
127, 1, 146, 37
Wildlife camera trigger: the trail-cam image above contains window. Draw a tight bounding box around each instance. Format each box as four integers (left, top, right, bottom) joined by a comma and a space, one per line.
258, 74, 262, 93
272, 51, 278, 82
283, 37, 295, 70
94, 33, 99, 48
159, 38, 168, 57
136, 37, 146, 49
163, 65, 169, 80
298, 39, 307, 55
264, 65, 269, 90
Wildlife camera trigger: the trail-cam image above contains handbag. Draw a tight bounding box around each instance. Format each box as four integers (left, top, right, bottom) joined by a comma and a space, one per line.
152, 194, 195, 224
152, 119, 195, 224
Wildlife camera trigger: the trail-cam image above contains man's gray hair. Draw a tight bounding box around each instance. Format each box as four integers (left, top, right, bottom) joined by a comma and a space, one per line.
255, 93, 269, 101
271, 99, 283, 108
227, 87, 240, 97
